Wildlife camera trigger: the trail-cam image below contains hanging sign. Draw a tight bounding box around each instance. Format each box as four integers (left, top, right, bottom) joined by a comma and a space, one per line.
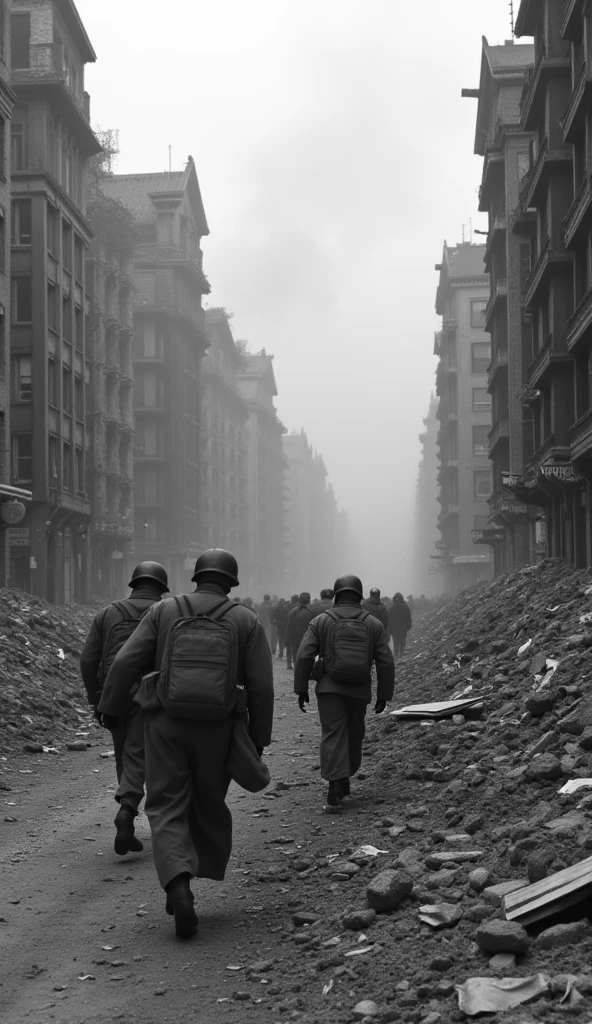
1, 500, 26, 524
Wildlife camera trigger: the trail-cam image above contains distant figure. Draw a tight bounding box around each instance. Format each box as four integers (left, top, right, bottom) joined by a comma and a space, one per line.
286, 592, 313, 671
294, 574, 394, 809
242, 596, 254, 610
315, 589, 334, 615
257, 594, 275, 653
273, 598, 289, 659
285, 594, 299, 669
389, 593, 412, 656
361, 587, 389, 631
270, 595, 279, 654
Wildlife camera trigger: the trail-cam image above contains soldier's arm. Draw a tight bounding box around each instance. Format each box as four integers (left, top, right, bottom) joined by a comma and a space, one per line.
293, 621, 320, 695
374, 624, 395, 702
79, 609, 108, 708
97, 607, 160, 717
242, 618, 274, 749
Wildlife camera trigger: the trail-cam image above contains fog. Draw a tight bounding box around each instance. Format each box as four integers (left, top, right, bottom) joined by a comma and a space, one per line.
78, 0, 513, 594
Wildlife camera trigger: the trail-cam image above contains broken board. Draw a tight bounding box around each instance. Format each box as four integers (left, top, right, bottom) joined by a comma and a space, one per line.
503, 854, 592, 925
390, 697, 484, 720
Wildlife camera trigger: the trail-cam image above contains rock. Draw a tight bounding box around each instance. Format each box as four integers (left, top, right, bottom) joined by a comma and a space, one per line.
468, 868, 491, 893
366, 870, 413, 913
343, 908, 376, 931
452, 715, 465, 726
527, 731, 558, 758
544, 810, 586, 835
329, 861, 360, 879
425, 850, 483, 870
292, 911, 319, 927
426, 869, 457, 891
579, 726, 592, 751
23, 742, 44, 753
475, 919, 529, 954
527, 850, 550, 883
525, 753, 562, 782
530, 653, 548, 675
464, 815, 484, 836
463, 638, 480, 653
418, 903, 463, 928
464, 904, 493, 923
66, 741, 88, 752
489, 952, 516, 971
536, 920, 589, 950
429, 957, 454, 972
388, 825, 406, 838
353, 1000, 380, 1019
491, 639, 508, 653
525, 693, 556, 717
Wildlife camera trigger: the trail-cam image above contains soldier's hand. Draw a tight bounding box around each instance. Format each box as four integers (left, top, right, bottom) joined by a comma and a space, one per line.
298, 694, 309, 713
92, 707, 103, 725
374, 700, 386, 715
100, 713, 118, 731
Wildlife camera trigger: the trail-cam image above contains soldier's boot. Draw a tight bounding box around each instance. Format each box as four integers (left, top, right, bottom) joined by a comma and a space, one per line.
166, 873, 198, 939
339, 778, 351, 798
114, 804, 144, 856
326, 780, 343, 807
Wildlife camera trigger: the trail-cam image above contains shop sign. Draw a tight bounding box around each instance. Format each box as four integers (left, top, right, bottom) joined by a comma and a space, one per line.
472, 528, 505, 545
7, 526, 29, 547
1, 500, 26, 524
539, 463, 583, 484
501, 472, 523, 489
453, 553, 491, 564
501, 502, 528, 516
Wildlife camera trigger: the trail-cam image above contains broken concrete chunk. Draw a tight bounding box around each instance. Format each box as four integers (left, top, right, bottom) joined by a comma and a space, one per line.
418, 903, 463, 928
366, 870, 413, 913
468, 868, 491, 893
525, 754, 562, 782
536, 920, 589, 950
425, 850, 483, 870
342, 908, 376, 931
475, 919, 529, 955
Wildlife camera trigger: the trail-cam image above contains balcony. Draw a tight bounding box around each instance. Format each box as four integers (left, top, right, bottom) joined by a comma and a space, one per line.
523, 236, 572, 310
561, 60, 589, 142
484, 277, 508, 330
562, 0, 582, 41
489, 418, 510, 455
487, 348, 509, 389
520, 49, 571, 130
135, 244, 210, 292
570, 407, 592, 460
479, 149, 504, 212
567, 286, 592, 350
522, 138, 572, 210
564, 173, 592, 247
484, 215, 507, 268
511, 168, 537, 234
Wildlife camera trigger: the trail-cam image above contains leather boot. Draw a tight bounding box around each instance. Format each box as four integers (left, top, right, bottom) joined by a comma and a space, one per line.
166, 873, 198, 939
339, 778, 350, 798
114, 804, 144, 856
326, 780, 343, 807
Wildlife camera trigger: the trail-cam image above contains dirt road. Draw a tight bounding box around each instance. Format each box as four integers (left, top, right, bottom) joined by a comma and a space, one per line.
1, 664, 395, 1024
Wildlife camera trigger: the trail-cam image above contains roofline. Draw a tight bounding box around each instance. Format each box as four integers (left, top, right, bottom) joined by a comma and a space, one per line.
474, 37, 533, 154
109, 159, 209, 237
514, 0, 536, 38
56, 0, 97, 63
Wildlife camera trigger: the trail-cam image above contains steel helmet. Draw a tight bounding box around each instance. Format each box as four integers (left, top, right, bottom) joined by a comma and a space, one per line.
333, 573, 364, 599
128, 561, 169, 591
191, 547, 240, 587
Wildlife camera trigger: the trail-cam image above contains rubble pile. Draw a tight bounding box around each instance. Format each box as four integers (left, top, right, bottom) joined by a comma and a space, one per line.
0, 589, 95, 751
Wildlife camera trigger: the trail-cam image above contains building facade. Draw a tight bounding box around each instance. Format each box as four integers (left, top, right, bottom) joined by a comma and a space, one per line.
85, 176, 135, 600
471, 37, 539, 574
201, 308, 249, 569
434, 243, 493, 594
236, 352, 285, 598
9, 0, 101, 601
412, 392, 441, 596
103, 159, 210, 596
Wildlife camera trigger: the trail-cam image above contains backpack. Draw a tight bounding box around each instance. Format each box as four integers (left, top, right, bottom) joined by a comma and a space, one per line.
156, 595, 239, 721
98, 601, 150, 691
323, 608, 373, 684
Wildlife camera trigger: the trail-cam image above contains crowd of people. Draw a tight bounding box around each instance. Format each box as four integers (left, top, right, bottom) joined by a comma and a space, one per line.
79, 549, 411, 942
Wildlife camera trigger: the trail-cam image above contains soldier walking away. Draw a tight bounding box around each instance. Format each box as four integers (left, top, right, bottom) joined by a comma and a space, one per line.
389, 592, 412, 655
286, 592, 314, 671
257, 594, 276, 654
294, 574, 394, 810
97, 548, 274, 940
361, 587, 389, 630
273, 598, 289, 658
80, 561, 169, 856
316, 589, 334, 615
285, 594, 299, 669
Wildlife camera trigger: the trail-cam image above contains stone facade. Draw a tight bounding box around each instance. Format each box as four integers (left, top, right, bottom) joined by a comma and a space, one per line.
413, 392, 441, 596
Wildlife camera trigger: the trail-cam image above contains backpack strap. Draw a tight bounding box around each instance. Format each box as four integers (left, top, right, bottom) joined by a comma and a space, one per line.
121, 600, 152, 622
177, 594, 235, 620
113, 600, 136, 621
325, 608, 366, 622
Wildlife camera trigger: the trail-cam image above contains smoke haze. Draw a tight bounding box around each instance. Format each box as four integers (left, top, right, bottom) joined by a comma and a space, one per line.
78, 0, 513, 594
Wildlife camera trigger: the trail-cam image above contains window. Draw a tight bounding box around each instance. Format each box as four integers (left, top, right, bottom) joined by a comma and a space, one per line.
62, 364, 72, 414
48, 435, 58, 484
11, 200, 31, 245
11, 276, 32, 322
11, 354, 31, 401
0, 207, 5, 272
47, 204, 59, 254
62, 221, 72, 271
136, 469, 163, 505
74, 236, 84, 281
47, 284, 58, 332
74, 306, 83, 352
11, 13, 30, 68
471, 342, 491, 374
472, 387, 491, 412
10, 121, 26, 171
48, 356, 57, 405
471, 300, 488, 329
141, 371, 159, 406
473, 425, 489, 455
74, 374, 83, 420
62, 295, 71, 341
12, 432, 32, 482
0, 116, 5, 180
75, 447, 84, 494
474, 470, 493, 500
141, 422, 162, 457
62, 441, 72, 491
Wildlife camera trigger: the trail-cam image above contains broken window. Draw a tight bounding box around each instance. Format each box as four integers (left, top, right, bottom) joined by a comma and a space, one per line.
11, 276, 31, 322
11, 199, 31, 245
11, 354, 31, 401
472, 424, 490, 455
474, 470, 492, 500
11, 432, 32, 482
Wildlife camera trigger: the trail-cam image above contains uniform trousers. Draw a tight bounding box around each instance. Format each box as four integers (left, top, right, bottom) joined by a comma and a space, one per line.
144, 712, 234, 890
277, 626, 286, 658
393, 631, 407, 655
111, 703, 146, 812
316, 693, 367, 782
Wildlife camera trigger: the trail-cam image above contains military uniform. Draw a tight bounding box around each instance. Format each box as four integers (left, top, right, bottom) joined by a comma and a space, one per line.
98, 584, 274, 890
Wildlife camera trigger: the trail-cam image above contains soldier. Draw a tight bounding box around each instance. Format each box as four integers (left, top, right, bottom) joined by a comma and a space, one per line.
285, 594, 299, 669
80, 561, 169, 855
273, 598, 289, 659
294, 574, 394, 809
257, 594, 275, 653
97, 548, 274, 940
361, 587, 389, 631
315, 589, 334, 615
286, 592, 314, 670
389, 592, 413, 655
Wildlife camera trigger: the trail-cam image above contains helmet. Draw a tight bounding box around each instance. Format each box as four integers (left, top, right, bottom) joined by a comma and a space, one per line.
129, 561, 169, 591
333, 573, 364, 598
191, 547, 240, 587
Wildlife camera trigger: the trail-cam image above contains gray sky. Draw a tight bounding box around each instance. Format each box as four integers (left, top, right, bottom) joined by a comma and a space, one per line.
78, 0, 516, 593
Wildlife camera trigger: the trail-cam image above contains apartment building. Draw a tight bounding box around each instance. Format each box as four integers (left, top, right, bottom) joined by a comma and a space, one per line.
102, 158, 210, 596
413, 392, 441, 596
9, 0, 101, 600
434, 243, 493, 594
470, 37, 538, 574
201, 308, 249, 569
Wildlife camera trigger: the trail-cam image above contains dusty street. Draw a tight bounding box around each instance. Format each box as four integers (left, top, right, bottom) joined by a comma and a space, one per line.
0, 663, 394, 1024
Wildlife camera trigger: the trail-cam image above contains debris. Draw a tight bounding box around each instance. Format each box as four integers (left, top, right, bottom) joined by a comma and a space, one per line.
468, 868, 491, 893
366, 870, 413, 912
503, 855, 592, 925
517, 639, 533, 657
350, 845, 388, 860
482, 880, 526, 907
425, 850, 484, 869
418, 903, 463, 928
23, 742, 43, 753
488, 953, 516, 971
390, 697, 484, 720
475, 920, 529, 954
536, 920, 589, 950
456, 974, 550, 1016
322, 979, 333, 996
66, 741, 88, 752
343, 909, 377, 931
57, 648, 65, 660
353, 999, 379, 1019
524, 753, 562, 782
559, 778, 592, 794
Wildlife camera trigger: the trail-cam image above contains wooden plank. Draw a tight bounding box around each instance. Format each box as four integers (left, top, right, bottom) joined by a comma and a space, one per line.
503, 855, 592, 914
392, 697, 484, 719
505, 880, 592, 926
